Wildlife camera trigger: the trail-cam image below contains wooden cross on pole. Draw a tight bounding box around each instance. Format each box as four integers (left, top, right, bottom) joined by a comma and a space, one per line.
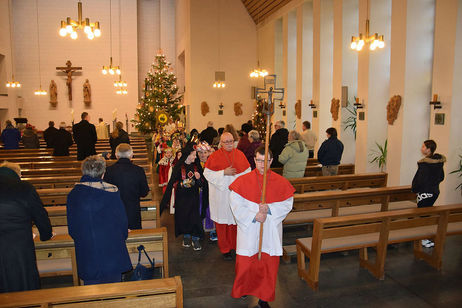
255, 74, 284, 260
56, 60, 82, 101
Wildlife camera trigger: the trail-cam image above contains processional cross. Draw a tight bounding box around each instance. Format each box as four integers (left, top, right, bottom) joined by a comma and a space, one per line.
255, 75, 284, 260
56, 60, 82, 101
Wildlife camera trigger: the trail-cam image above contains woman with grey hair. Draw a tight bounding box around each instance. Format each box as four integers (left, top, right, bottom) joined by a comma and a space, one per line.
278, 130, 309, 178
244, 130, 262, 170
67, 155, 132, 285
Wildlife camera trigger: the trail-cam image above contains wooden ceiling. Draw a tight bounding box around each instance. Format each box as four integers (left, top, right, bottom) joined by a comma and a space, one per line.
241, 0, 293, 24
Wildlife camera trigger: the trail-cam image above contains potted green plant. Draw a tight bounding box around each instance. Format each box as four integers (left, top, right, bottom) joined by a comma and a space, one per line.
369, 139, 387, 172
342, 98, 357, 139
449, 154, 462, 193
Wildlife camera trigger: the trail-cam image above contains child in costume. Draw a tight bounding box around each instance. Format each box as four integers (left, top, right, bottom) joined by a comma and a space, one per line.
158, 147, 175, 193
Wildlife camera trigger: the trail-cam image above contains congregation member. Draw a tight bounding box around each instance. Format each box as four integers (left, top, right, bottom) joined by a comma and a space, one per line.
199, 121, 218, 145
196, 141, 217, 241
412, 139, 446, 248
1, 120, 20, 149
229, 146, 294, 307
109, 121, 130, 159
0, 162, 53, 293
160, 141, 208, 251
52, 122, 73, 156
244, 130, 262, 170
269, 120, 288, 168
237, 123, 252, 154
73, 112, 97, 161
104, 144, 150, 230
204, 132, 251, 260
21, 124, 40, 149
43, 121, 59, 148
212, 127, 224, 148
95, 118, 109, 139
224, 124, 239, 148
278, 130, 309, 178
67, 156, 132, 285
301, 121, 317, 158
317, 127, 344, 176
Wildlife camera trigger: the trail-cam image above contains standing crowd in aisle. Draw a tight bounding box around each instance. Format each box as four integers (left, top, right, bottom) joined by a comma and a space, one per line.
0, 116, 447, 308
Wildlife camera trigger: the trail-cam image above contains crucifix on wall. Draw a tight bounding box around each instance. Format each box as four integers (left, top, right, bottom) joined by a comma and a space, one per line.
56, 60, 82, 101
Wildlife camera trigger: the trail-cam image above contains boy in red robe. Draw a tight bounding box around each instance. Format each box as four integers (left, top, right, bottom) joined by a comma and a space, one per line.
229, 145, 294, 307
158, 147, 175, 193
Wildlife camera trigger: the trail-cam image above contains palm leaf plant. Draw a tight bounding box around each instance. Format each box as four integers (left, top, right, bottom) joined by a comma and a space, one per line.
369, 139, 387, 172
342, 99, 357, 139
449, 154, 462, 192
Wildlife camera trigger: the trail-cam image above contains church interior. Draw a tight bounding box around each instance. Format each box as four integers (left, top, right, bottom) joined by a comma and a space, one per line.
0, 0, 461, 307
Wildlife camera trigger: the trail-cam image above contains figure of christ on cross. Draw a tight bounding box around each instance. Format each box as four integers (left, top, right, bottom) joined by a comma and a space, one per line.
56, 60, 82, 101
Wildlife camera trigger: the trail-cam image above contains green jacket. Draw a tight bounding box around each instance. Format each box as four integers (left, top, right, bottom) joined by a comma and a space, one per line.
278, 140, 309, 178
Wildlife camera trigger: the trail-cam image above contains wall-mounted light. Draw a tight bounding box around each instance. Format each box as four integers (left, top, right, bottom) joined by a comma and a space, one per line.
429, 94, 442, 110
308, 99, 316, 109
213, 71, 226, 88
354, 97, 364, 109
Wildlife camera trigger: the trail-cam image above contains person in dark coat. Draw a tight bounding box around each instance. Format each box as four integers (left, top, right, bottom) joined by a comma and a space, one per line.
72, 112, 97, 160
52, 122, 74, 156
317, 127, 344, 176
160, 141, 208, 251
199, 121, 218, 145
0, 162, 53, 293
43, 121, 59, 148
237, 123, 252, 154
244, 130, 262, 170
1, 120, 21, 149
269, 120, 289, 168
21, 124, 40, 149
67, 156, 132, 285
109, 121, 130, 159
104, 144, 150, 230
412, 139, 446, 248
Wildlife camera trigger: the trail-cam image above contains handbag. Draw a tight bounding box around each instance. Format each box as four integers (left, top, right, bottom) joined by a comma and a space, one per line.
125, 245, 156, 281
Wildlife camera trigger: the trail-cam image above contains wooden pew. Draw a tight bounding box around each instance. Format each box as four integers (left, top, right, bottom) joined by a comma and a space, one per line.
0, 151, 149, 162
23, 173, 153, 189
0, 277, 183, 308
20, 164, 151, 177
295, 204, 462, 290
35, 228, 169, 286
289, 172, 388, 193
16, 158, 148, 169
282, 186, 416, 262
39, 202, 158, 231
272, 163, 355, 177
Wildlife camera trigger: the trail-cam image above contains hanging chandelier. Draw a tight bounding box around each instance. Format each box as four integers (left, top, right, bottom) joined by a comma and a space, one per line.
5, 0, 21, 89
249, 61, 268, 78
213, 71, 226, 88
114, 75, 127, 95
34, 0, 46, 96
59, 1, 101, 40
102, 0, 121, 76
350, 0, 384, 51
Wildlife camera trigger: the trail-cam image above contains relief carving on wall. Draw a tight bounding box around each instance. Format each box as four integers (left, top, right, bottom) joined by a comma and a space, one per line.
201, 101, 210, 116
234, 101, 243, 116
295, 99, 302, 119
386, 95, 402, 125
330, 98, 340, 121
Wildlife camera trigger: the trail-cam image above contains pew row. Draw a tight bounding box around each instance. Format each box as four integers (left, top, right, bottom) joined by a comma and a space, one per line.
296, 204, 462, 290
37, 202, 158, 232
0, 277, 183, 308
289, 172, 387, 194
282, 186, 416, 262
35, 228, 169, 286
20, 164, 151, 177
14, 158, 148, 170
272, 163, 355, 177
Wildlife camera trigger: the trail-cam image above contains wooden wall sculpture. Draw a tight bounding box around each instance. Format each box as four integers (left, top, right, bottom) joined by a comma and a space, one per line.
201, 101, 210, 116
234, 102, 243, 116
295, 99, 302, 119
330, 98, 340, 121
386, 95, 402, 125
49, 80, 57, 107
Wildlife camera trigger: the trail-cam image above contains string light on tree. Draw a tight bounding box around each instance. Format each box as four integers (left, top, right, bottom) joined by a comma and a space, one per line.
132, 52, 184, 134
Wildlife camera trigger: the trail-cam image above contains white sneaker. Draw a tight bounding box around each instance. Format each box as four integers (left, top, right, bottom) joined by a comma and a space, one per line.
424, 240, 435, 248
421, 239, 430, 247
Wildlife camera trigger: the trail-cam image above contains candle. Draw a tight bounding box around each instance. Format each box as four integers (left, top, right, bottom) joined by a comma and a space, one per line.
71, 109, 74, 121
113, 108, 118, 120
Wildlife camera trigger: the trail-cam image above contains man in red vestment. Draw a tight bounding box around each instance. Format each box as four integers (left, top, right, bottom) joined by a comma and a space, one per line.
229, 145, 294, 307
203, 132, 251, 260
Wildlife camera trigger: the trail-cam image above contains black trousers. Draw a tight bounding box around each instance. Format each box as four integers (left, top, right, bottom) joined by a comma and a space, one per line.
417, 192, 439, 208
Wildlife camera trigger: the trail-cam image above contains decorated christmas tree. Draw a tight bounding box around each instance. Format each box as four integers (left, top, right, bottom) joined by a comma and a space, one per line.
133, 53, 184, 135
252, 97, 268, 140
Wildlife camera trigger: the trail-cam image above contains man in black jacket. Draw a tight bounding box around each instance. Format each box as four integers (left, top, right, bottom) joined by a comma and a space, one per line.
104, 144, 150, 230
317, 127, 344, 176
269, 120, 289, 168
72, 112, 97, 160
43, 121, 59, 148
199, 121, 218, 145
52, 122, 73, 156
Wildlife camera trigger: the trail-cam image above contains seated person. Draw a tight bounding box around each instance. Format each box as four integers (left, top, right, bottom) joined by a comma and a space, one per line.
21, 124, 40, 149
0, 120, 21, 149
67, 156, 132, 285
109, 122, 130, 159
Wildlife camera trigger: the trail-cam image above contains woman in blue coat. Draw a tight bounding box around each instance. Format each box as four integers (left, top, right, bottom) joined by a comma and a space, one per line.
67, 155, 132, 285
